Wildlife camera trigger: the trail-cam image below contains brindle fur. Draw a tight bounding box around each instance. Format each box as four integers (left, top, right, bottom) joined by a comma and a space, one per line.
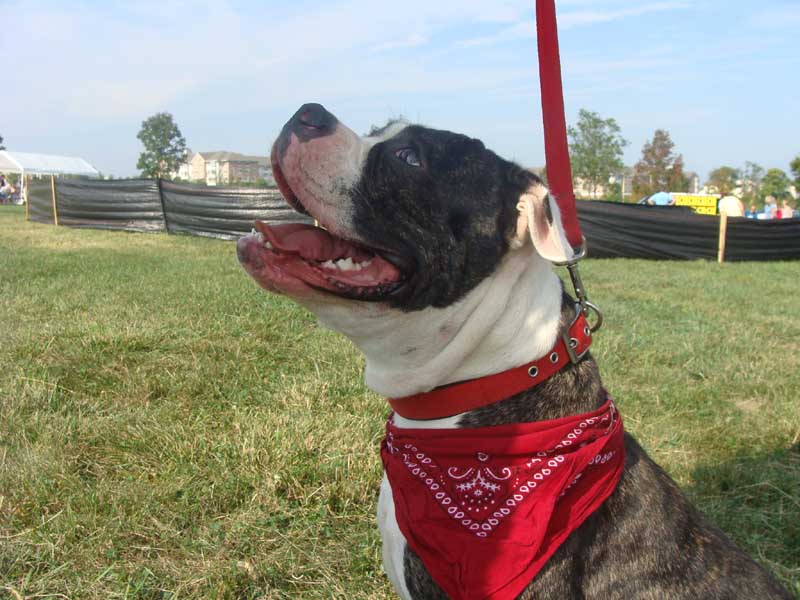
403, 293, 792, 599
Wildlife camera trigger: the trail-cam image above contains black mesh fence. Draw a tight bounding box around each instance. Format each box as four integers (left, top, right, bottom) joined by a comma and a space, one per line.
27, 179, 54, 224
724, 217, 800, 261
578, 201, 800, 261
24, 180, 800, 261
56, 179, 165, 232
160, 181, 309, 240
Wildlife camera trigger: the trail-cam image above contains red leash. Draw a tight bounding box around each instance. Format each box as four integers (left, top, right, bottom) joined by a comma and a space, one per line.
536, 0, 603, 329
536, 0, 582, 251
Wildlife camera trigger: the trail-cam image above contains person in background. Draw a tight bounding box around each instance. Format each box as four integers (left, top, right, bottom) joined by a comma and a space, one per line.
762, 195, 777, 219
718, 194, 745, 217
646, 191, 675, 206
0, 174, 14, 204
781, 199, 795, 219
745, 204, 758, 218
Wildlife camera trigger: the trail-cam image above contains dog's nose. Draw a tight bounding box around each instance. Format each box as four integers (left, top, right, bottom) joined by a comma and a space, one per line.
292, 103, 337, 138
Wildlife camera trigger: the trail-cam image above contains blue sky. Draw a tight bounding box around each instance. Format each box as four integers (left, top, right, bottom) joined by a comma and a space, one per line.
2, 0, 798, 180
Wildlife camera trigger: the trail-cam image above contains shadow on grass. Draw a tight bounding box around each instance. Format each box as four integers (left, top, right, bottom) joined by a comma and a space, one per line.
687, 442, 800, 596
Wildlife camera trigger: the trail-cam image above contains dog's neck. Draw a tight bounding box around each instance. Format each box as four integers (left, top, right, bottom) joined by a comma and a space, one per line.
313, 247, 603, 428
312, 245, 605, 427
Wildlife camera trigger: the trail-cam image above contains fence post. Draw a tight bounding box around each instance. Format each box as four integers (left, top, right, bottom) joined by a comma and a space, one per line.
25, 175, 30, 220
717, 212, 728, 263
156, 178, 170, 233
50, 174, 59, 226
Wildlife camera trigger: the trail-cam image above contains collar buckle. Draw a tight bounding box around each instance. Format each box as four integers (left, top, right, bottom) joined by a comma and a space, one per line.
562, 303, 591, 365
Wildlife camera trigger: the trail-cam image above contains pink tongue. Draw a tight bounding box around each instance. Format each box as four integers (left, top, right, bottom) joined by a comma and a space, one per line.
253, 220, 403, 287
256, 221, 356, 261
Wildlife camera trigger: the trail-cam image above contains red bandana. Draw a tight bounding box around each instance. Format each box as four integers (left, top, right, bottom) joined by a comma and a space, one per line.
381, 398, 624, 600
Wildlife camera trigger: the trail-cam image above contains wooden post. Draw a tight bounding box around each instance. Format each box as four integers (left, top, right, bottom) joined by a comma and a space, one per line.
717, 212, 728, 263
50, 174, 59, 226
156, 177, 170, 233
24, 174, 30, 220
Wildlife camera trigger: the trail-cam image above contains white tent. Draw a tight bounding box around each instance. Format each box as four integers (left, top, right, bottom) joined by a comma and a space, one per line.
0, 151, 99, 204
0, 150, 99, 177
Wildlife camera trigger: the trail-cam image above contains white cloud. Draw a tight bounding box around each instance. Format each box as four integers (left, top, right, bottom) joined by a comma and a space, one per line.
560, 2, 692, 27
2, 0, 540, 120
750, 4, 800, 28
372, 32, 430, 52
457, 1, 691, 47
457, 22, 535, 47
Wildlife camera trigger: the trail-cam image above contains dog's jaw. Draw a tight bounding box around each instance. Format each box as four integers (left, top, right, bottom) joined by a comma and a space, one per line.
311, 244, 562, 399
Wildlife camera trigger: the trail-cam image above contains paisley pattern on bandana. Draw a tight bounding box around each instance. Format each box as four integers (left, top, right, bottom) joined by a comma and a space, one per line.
382, 397, 624, 600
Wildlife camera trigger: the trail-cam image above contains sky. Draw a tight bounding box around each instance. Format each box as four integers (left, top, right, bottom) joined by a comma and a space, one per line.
2, 0, 798, 180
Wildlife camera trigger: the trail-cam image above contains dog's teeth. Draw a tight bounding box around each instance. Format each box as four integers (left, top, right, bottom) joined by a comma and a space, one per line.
254, 232, 271, 248
321, 258, 369, 271
336, 257, 356, 271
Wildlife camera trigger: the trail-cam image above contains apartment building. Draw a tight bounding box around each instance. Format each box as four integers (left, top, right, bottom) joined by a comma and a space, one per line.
530, 166, 635, 199
530, 166, 699, 200
183, 151, 274, 186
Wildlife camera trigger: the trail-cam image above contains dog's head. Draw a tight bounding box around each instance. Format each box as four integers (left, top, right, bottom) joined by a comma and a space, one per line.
238, 103, 574, 315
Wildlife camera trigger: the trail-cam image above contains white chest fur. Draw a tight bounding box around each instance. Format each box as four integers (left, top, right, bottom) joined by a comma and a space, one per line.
378, 411, 466, 598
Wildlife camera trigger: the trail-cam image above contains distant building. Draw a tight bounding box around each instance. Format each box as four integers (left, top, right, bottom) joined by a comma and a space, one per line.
685, 172, 701, 194
177, 151, 274, 186
531, 166, 635, 200
605, 167, 635, 199
176, 161, 193, 181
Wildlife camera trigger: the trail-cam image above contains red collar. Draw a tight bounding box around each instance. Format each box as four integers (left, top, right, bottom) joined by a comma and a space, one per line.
388, 307, 593, 420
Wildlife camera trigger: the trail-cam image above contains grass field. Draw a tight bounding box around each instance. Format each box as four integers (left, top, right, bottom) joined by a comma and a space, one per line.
1, 205, 798, 599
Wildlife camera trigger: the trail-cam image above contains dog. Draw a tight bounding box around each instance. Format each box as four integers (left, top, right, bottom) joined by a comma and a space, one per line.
237, 103, 792, 599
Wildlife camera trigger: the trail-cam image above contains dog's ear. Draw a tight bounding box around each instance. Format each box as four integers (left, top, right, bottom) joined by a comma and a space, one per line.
509, 183, 578, 263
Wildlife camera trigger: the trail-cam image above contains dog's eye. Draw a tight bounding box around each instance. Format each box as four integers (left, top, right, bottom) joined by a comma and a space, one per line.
395, 147, 421, 168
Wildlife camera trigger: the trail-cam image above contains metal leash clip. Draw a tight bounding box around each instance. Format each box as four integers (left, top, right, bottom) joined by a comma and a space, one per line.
555, 240, 604, 335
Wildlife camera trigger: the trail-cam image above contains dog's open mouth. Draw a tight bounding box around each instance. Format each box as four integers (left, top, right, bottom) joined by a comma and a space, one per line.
237, 162, 404, 301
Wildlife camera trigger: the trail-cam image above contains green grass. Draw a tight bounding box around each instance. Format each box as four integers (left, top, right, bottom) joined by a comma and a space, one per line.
1, 205, 798, 599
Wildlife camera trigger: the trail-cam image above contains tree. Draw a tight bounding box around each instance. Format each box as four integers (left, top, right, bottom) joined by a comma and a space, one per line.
790, 154, 800, 192
136, 112, 187, 179
740, 161, 765, 205
706, 166, 739, 195
605, 181, 623, 203
567, 109, 628, 200
632, 129, 689, 197
760, 168, 791, 201
0, 134, 5, 150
